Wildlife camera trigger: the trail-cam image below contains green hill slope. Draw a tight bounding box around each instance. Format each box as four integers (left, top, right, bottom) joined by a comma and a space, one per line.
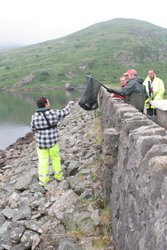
0, 18, 167, 89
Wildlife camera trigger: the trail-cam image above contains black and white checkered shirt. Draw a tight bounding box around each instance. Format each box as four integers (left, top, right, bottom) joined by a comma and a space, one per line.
31, 103, 72, 149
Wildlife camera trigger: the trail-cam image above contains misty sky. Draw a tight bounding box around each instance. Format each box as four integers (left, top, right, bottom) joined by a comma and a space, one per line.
1, 0, 167, 46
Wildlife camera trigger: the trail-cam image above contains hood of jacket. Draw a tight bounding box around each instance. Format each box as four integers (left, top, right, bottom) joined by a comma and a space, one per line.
128, 77, 144, 84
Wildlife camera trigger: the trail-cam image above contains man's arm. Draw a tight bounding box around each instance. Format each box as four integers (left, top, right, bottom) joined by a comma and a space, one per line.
56, 101, 74, 119
107, 80, 134, 96
107, 88, 125, 96
30, 116, 36, 132
154, 79, 165, 100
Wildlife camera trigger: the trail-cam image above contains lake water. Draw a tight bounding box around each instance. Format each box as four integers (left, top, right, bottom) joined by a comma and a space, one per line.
0, 89, 82, 150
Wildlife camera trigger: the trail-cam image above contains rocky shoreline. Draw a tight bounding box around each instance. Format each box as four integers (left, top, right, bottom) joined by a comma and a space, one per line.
0, 104, 113, 250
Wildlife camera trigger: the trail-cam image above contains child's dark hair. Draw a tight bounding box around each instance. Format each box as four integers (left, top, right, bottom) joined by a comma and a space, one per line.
37, 97, 48, 108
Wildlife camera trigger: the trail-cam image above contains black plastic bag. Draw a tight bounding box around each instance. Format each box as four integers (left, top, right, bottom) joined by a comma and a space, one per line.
78, 76, 102, 110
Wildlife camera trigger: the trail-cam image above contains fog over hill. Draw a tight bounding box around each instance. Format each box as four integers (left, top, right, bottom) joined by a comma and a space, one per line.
0, 43, 23, 51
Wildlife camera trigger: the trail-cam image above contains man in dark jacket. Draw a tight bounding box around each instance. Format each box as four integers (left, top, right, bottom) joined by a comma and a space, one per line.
108, 69, 146, 112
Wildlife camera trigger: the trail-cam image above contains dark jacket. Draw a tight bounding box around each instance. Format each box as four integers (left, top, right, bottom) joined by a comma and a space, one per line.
111, 78, 146, 112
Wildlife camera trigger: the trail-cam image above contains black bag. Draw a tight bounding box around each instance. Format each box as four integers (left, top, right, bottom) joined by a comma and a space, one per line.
78, 76, 102, 110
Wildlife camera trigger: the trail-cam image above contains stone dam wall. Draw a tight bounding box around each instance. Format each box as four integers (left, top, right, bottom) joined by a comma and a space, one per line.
99, 88, 167, 250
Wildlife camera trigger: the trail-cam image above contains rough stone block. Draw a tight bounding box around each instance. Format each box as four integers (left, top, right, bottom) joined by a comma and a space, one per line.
103, 128, 119, 155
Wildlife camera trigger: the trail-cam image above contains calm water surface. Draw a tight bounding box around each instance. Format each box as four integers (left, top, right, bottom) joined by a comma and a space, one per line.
0, 89, 81, 150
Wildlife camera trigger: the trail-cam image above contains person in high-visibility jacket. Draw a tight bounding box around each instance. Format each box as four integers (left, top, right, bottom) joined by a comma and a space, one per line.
31, 97, 74, 186
143, 69, 165, 116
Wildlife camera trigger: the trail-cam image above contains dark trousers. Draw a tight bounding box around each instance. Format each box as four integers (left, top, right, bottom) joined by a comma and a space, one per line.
147, 108, 157, 116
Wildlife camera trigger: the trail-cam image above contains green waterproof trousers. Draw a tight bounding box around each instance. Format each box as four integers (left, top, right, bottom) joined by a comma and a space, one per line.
37, 143, 64, 186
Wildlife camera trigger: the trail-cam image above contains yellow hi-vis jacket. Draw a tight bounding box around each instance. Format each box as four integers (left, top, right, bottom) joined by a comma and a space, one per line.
143, 76, 165, 109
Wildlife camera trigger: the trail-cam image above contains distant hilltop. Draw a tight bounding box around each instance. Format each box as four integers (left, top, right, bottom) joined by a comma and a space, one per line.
0, 18, 167, 91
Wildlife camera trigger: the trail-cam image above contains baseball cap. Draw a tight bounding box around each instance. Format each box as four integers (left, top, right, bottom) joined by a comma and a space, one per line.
123, 69, 137, 76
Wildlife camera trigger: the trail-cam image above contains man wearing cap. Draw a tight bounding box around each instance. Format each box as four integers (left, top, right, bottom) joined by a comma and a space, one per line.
143, 69, 165, 116
107, 69, 146, 112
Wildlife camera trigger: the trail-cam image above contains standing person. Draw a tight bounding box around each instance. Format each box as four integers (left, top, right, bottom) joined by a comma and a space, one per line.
31, 97, 74, 186
120, 75, 128, 88
113, 75, 128, 99
120, 75, 128, 99
107, 69, 146, 112
143, 69, 165, 116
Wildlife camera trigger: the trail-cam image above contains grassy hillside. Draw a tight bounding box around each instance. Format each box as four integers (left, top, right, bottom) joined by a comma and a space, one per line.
0, 18, 167, 90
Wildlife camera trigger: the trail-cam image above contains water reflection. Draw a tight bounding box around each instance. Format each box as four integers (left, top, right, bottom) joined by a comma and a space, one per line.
0, 89, 81, 150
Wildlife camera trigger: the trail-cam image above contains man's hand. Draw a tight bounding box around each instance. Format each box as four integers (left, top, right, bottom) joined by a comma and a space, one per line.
145, 99, 150, 105
107, 88, 113, 93
68, 100, 75, 105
